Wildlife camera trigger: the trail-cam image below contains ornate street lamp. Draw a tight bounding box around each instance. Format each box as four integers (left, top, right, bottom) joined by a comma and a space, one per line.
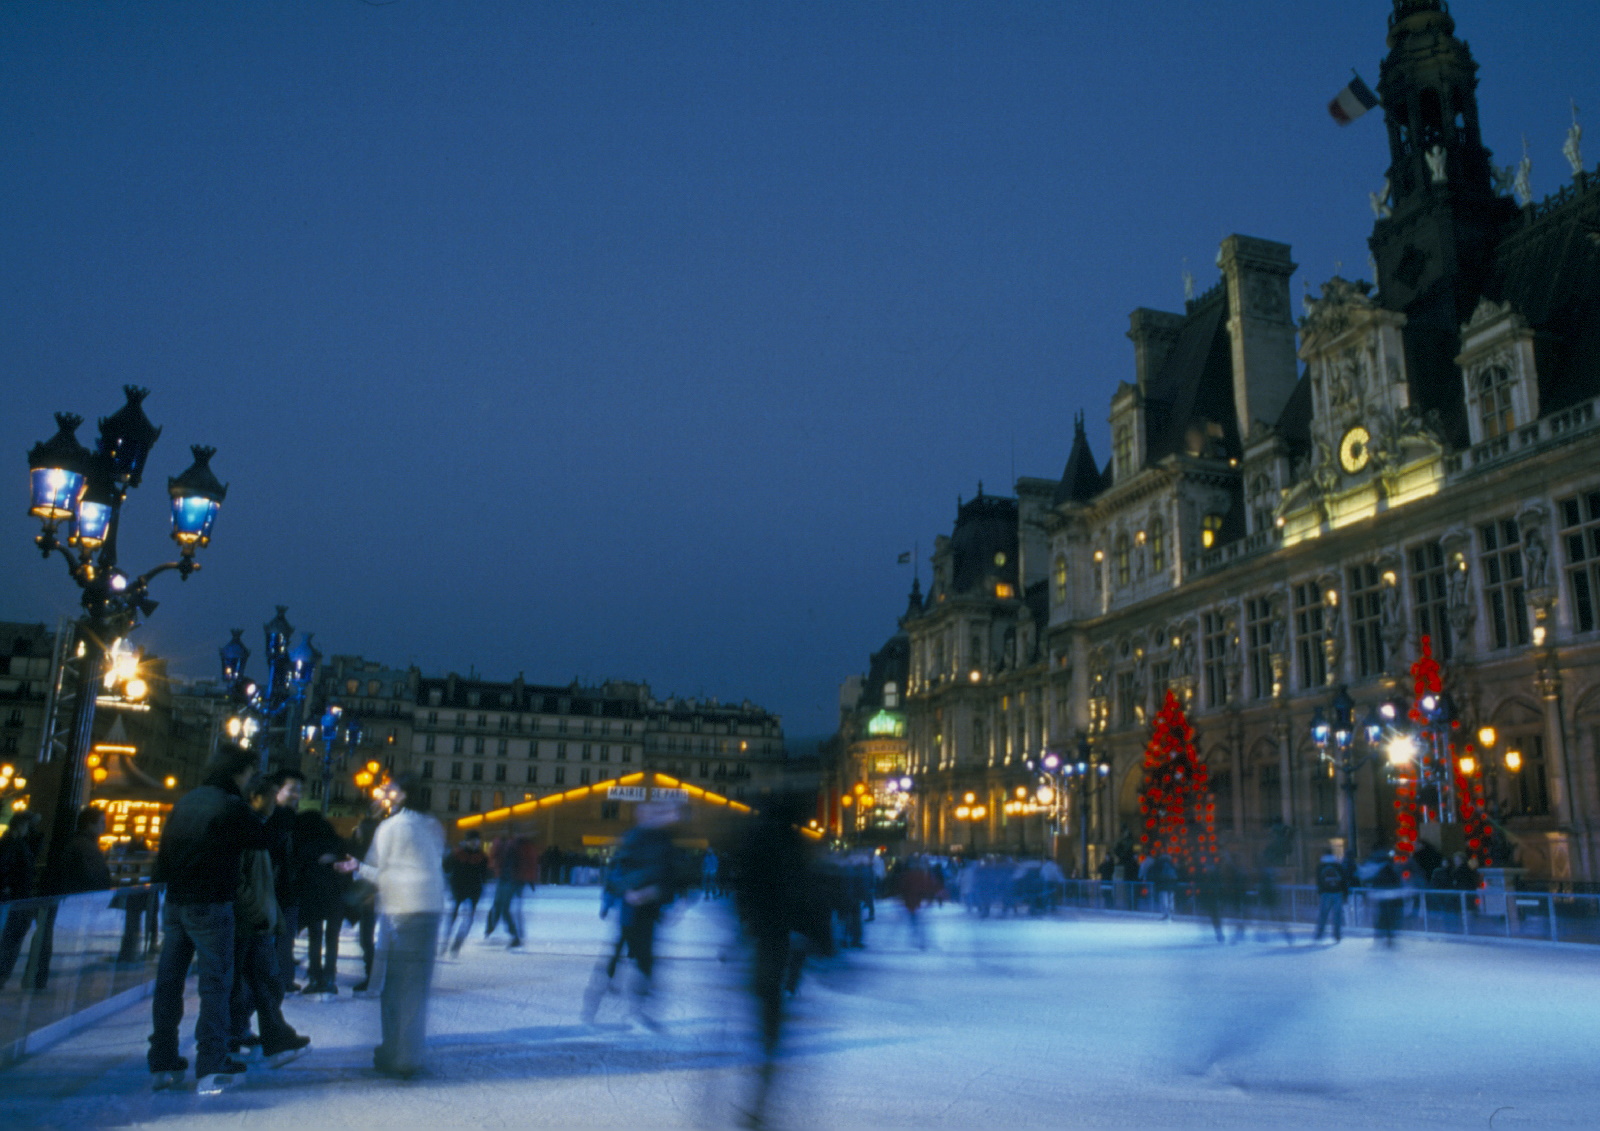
315, 705, 364, 815
218, 610, 320, 773
24, 387, 224, 891
1311, 685, 1407, 863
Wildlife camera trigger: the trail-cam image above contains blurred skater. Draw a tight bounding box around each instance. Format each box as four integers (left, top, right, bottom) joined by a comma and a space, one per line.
338, 773, 445, 1078
440, 830, 489, 955
582, 802, 680, 1026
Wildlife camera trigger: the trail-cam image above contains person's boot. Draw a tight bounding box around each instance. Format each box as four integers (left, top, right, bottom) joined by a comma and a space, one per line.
197, 1057, 248, 1095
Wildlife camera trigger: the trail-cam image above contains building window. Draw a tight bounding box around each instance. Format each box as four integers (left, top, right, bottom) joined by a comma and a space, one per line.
499, 716, 510, 732
600, 745, 610, 762
601, 801, 620, 820
417, 786, 432, 810
621, 747, 633, 763
497, 738, 508, 757
494, 764, 506, 783
426, 710, 438, 725
1115, 534, 1131, 588
1116, 671, 1137, 727
469, 791, 481, 812
1211, 769, 1233, 831
455, 713, 466, 727
452, 735, 464, 755
1481, 519, 1530, 650
1560, 491, 1600, 633
1256, 763, 1281, 829
580, 768, 591, 785
447, 789, 460, 812
1149, 517, 1166, 573
450, 761, 463, 781
421, 760, 434, 779
1504, 734, 1549, 816
1113, 424, 1132, 477
1294, 580, 1326, 689
1202, 611, 1228, 709
1345, 562, 1385, 676
1310, 766, 1336, 825
1478, 366, 1516, 440
1248, 475, 1274, 533
1053, 555, 1068, 605
1407, 544, 1453, 661
1201, 513, 1224, 550
556, 743, 568, 760
475, 713, 487, 729
424, 735, 436, 754
473, 736, 486, 755
554, 766, 566, 785
1246, 597, 1273, 700
581, 744, 592, 761
471, 763, 484, 782
699, 761, 710, 778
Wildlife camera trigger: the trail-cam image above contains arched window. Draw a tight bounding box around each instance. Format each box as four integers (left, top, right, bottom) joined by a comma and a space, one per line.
1053, 555, 1068, 604
1115, 533, 1131, 587
1149, 518, 1166, 573
1478, 366, 1515, 439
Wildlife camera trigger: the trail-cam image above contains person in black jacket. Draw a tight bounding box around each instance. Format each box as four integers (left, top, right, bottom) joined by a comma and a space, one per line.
292, 808, 348, 995
0, 812, 43, 987
147, 745, 270, 1093
262, 770, 304, 991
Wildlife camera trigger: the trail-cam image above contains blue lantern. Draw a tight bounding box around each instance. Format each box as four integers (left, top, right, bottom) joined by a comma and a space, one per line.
167, 446, 226, 548
1310, 707, 1331, 746
288, 633, 320, 692
27, 413, 92, 521
96, 385, 162, 488
219, 628, 250, 683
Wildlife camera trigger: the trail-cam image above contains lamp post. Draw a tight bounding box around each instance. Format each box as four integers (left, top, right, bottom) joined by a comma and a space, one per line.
313, 705, 364, 817
953, 791, 988, 855
219, 609, 319, 774
25, 387, 225, 890
1062, 735, 1112, 878
1310, 686, 1409, 862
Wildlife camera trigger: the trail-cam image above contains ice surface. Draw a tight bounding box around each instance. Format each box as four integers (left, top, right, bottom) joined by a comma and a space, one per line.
1, 887, 1596, 1130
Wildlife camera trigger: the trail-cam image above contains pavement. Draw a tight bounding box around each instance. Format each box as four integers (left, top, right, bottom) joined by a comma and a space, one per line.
1, 885, 1597, 1130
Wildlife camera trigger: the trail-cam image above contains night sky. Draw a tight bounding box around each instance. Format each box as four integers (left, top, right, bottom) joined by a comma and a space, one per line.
3, 2, 1596, 741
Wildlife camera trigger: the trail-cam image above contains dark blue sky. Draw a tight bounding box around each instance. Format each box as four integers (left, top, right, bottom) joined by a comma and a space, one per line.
4, 2, 1596, 739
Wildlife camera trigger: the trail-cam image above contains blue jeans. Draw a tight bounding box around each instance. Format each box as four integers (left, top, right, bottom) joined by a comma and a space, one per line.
149, 901, 236, 1077
1314, 893, 1345, 940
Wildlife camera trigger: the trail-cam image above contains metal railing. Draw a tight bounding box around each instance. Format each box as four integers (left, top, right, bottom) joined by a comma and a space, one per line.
1053, 880, 1600, 946
0, 885, 163, 1065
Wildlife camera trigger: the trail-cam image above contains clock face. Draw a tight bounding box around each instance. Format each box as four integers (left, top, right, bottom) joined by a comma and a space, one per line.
1339, 425, 1371, 474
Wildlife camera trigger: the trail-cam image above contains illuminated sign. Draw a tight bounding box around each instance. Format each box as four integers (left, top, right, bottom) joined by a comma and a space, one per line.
866, 710, 905, 738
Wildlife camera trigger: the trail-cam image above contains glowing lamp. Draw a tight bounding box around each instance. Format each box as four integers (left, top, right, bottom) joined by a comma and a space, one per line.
73, 496, 114, 550
1362, 707, 1384, 746
1310, 707, 1331, 745
164, 776, 177, 789
288, 633, 320, 690
1458, 756, 1477, 776
366, 761, 381, 774
1015, 786, 1028, 799
1505, 749, 1523, 772
167, 445, 226, 547
1042, 753, 1060, 770
1477, 726, 1497, 749
1386, 735, 1418, 765
124, 677, 149, 701
955, 805, 970, 819
12, 777, 24, 789
972, 805, 987, 820
354, 772, 373, 788
92, 767, 109, 784
841, 795, 853, 806
899, 776, 912, 790
28, 413, 92, 521
963, 792, 975, 804
86, 753, 102, 769
1036, 786, 1055, 804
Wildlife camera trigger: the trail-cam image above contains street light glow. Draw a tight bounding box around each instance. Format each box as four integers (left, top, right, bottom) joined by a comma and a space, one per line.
1386, 734, 1418, 765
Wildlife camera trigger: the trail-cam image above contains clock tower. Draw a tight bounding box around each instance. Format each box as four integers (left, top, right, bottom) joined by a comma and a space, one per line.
1367, 0, 1518, 448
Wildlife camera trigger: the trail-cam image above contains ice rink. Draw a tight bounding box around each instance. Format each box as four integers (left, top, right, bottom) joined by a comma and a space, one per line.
2, 885, 1597, 1130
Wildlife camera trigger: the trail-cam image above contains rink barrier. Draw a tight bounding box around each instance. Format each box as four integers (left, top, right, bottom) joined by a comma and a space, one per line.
1052, 880, 1600, 946
0, 885, 163, 1067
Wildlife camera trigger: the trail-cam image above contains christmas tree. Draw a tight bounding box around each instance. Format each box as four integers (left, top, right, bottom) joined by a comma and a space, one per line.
1137, 688, 1218, 874
1398, 634, 1492, 863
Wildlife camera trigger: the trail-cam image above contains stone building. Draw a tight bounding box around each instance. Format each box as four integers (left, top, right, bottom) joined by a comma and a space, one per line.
823, 620, 912, 845
289, 659, 787, 846
898, 0, 1600, 880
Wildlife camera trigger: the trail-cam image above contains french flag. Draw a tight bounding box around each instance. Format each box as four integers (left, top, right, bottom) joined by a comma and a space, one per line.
1328, 73, 1379, 126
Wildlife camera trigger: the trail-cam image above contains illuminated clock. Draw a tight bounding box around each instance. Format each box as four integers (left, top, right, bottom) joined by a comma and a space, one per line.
1339, 425, 1371, 474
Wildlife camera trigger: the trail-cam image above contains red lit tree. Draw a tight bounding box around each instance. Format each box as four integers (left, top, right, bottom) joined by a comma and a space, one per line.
1137, 688, 1218, 875
1397, 635, 1492, 863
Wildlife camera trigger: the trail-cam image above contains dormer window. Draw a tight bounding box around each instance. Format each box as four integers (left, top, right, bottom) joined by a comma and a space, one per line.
1201, 513, 1224, 549
1478, 366, 1515, 439
1249, 475, 1274, 533
1113, 425, 1133, 479
1053, 555, 1068, 604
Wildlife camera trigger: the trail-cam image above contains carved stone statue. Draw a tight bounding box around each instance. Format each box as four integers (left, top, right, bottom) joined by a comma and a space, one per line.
1564, 102, 1584, 177
1425, 145, 1448, 185
1493, 164, 1518, 196
1369, 176, 1393, 219
1515, 139, 1533, 206
1321, 585, 1343, 685
1523, 522, 1550, 591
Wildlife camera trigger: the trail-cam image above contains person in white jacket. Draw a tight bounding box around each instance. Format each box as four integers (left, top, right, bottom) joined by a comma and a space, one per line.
337, 773, 445, 1077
